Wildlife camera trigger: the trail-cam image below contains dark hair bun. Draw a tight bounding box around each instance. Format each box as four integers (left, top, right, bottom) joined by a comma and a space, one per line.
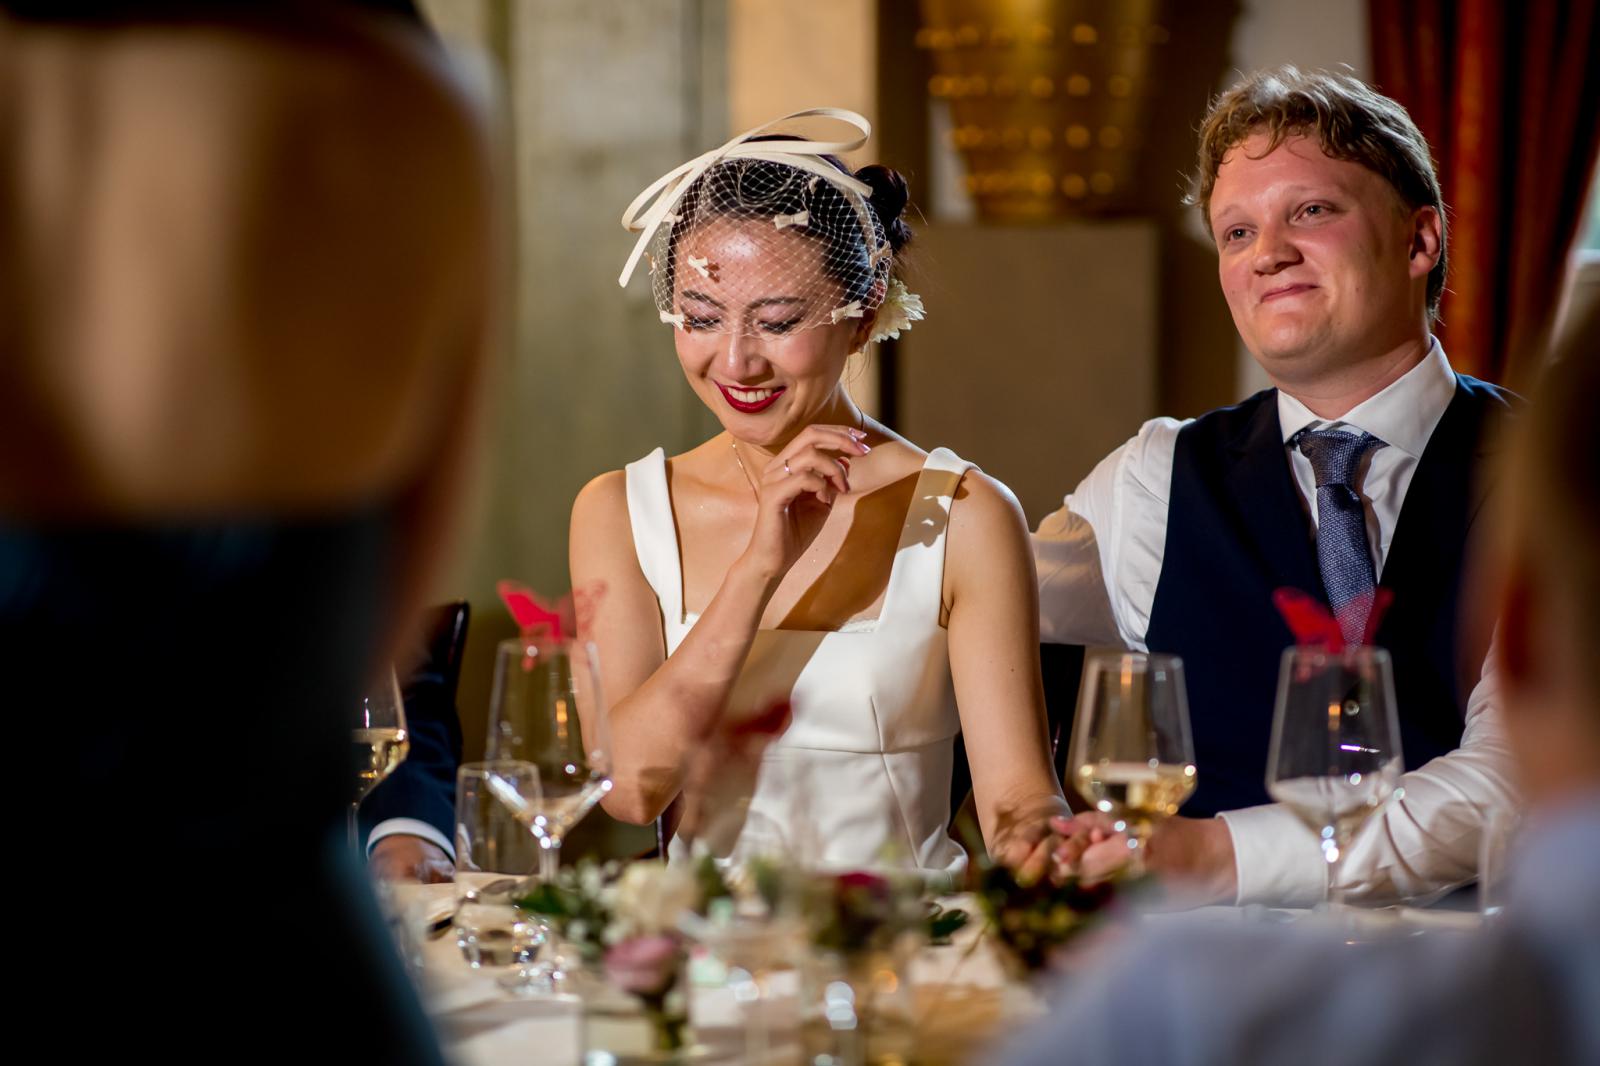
855, 164, 913, 252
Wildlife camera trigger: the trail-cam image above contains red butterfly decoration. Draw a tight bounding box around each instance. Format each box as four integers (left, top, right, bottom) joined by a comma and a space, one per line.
496, 579, 610, 644
1272, 586, 1394, 651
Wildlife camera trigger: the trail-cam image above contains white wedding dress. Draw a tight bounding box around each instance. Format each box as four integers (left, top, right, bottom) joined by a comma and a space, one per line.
624, 446, 974, 878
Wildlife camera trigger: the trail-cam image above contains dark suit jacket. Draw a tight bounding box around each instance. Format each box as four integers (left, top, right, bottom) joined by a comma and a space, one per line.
359, 603, 468, 850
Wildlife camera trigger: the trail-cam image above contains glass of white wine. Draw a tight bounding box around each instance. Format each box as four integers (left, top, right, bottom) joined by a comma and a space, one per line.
350, 668, 408, 850
1265, 646, 1403, 908
483, 636, 612, 988
1069, 651, 1197, 868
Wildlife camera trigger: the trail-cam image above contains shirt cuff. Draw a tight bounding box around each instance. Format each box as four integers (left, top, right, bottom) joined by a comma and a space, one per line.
1218, 804, 1328, 907
367, 817, 456, 863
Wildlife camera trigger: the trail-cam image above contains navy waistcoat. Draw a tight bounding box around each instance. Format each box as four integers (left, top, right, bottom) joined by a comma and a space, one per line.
1144, 374, 1518, 816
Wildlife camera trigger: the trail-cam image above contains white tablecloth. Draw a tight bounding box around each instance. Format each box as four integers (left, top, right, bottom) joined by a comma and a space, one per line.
391, 884, 1482, 1066
393, 885, 1035, 1066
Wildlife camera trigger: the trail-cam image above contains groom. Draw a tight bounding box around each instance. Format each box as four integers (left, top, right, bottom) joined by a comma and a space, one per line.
1035, 66, 1520, 906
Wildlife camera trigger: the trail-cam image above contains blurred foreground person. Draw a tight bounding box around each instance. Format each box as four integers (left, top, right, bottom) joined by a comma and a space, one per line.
0, 2, 493, 1058
1005, 308, 1600, 1066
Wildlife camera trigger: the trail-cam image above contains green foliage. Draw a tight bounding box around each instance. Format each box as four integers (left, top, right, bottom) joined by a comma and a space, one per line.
926, 903, 970, 945
975, 862, 1148, 972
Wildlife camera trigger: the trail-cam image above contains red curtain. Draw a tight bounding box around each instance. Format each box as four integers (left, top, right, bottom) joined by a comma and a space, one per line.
1370, 0, 1600, 386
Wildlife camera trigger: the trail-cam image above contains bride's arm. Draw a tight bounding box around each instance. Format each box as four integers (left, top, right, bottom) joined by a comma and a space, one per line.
945, 471, 1073, 879
569, 471, 774, 825
569, 427, 861, 825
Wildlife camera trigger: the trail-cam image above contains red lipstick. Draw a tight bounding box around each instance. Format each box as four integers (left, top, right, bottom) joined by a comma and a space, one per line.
716, 383, 786, 413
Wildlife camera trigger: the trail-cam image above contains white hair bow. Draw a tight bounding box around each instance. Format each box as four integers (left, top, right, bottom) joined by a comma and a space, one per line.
617, 107, 875, 289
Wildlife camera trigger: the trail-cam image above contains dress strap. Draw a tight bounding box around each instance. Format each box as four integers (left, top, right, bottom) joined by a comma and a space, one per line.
879, 447, 975, 626
623, 448, 686, 628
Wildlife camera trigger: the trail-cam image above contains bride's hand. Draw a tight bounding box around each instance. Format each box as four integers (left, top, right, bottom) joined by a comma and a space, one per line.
990, 813, 1083, 887
739, 425, 870, 582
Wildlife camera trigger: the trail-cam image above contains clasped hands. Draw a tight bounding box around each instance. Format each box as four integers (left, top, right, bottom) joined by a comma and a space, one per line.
995, 809, 1239, 905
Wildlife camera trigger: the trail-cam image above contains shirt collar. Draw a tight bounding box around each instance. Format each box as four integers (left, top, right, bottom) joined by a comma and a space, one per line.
1277, 337, 1457, 457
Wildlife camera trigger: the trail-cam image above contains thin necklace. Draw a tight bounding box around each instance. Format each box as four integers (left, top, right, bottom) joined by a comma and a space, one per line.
729, 437, 760, 499
728, 407, 869, 500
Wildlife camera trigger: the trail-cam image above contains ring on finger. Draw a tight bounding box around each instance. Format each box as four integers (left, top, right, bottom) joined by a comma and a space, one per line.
783, 460, 792, 475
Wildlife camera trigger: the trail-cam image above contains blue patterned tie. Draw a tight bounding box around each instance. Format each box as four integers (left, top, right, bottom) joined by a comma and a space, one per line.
1293, 428, 1385, 645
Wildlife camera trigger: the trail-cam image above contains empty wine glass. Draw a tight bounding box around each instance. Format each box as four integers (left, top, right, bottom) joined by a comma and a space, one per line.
454, 761, 545, 976
1479, 806, 1522, 922
1266, 646, 1404, 908
350, 668, 408, 850
483, 636, 612, 987
1068, 651, 1197, 868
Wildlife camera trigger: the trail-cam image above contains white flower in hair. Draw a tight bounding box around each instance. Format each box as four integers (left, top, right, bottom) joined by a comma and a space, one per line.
868, 277, 925, 344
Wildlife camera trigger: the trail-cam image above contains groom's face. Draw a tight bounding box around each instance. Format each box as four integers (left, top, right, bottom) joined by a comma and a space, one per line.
1209, 133, 1435, 387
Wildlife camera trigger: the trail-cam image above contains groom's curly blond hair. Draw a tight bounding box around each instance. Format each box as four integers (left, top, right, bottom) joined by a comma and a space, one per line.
1188, 66, 1448, 321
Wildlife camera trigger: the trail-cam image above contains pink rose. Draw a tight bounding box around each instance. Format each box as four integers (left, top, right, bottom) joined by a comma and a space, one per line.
604, 935, 683, 998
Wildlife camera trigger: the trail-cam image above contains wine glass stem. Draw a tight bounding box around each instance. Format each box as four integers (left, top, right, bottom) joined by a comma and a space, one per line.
349, 802, 361, 853
537, 838, 568, 977
1324, 835, 1348, 909
1125, 816, 1153, 874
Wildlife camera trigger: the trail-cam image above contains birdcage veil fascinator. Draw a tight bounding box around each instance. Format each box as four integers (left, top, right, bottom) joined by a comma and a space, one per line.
618, 108, 924, 344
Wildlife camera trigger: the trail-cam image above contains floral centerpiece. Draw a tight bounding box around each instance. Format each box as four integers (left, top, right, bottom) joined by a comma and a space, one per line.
516, 857, 727, 1057
792, 868, 928, 956
744, 866, 933, 1064
974, 860, 1147, 974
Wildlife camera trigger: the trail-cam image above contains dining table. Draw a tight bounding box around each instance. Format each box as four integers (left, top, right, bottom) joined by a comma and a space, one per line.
389, 883, 1483, 1066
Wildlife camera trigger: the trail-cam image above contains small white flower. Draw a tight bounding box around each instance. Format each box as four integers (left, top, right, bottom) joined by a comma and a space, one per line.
612, 861, 701, 936
687, 254, 712, 279
830, 300, 865, 324
868, 277, 925, 344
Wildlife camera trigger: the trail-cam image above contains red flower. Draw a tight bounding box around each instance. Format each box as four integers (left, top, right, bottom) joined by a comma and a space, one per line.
837, 870, 890, 893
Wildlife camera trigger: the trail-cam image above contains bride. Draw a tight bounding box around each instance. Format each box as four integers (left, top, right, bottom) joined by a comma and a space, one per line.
571, 110, 1069, 879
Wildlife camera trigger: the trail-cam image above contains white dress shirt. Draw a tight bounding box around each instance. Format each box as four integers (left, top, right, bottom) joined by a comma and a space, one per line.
1001, 791, 1600, 1066
1033, 341, 1519, 905
368, 817, 455, 861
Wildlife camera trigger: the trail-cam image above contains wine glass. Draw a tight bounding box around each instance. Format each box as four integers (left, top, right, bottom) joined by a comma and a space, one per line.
483, 636, 612, 985
350, 668, 408, 849
1265, 646, 1404, 909
453, 761, 545, 978
1068, 651, 1197, 868
1479, 806, 1522, 922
